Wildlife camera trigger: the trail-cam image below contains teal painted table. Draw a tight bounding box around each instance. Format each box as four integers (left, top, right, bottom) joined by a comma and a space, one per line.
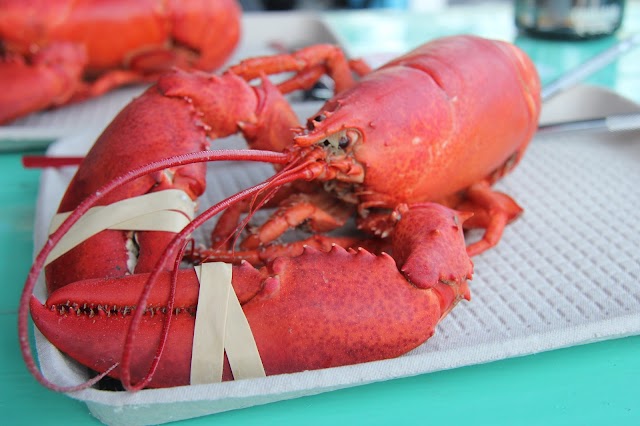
2, 2, 639, 425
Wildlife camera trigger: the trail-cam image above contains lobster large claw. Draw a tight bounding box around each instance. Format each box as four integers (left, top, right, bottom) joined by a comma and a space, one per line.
30, 203, 471, 389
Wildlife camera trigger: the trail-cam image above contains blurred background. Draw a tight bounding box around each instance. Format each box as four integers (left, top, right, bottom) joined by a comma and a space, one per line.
239, 0, 500, 11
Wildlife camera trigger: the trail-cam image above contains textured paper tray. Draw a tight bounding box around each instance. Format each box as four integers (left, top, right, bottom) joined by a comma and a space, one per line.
31, 85, 640, 425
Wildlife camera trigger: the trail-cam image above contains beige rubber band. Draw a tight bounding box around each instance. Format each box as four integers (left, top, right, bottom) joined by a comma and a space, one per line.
190, 262, 265, 384
45, 189, 195, 266
191, 263, 231, 384
221, 277, 267, 381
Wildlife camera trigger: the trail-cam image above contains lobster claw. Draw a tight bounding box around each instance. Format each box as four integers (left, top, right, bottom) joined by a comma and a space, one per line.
28, 204, 473, 389
391, 203, 473, 312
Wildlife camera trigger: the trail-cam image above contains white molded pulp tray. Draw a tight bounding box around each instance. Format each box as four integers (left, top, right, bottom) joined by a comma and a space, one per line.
18, 12, 640, 426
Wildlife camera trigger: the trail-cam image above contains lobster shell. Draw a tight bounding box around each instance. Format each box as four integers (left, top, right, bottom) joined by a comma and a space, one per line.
0, 0, 242, 123
21, 35, 540, 391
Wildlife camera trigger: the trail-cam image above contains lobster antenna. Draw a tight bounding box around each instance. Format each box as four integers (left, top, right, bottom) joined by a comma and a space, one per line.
119, 164, 321, 390
225, 154, 318, 255
19, 149, 290, 392
206, 156, 302, 255
119, 237, 188, 391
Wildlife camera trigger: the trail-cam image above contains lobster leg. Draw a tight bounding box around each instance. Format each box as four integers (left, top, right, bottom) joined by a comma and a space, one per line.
457, 181, 524, 256
236, 192, 354, 250
0, 42, 87, 124
68, 70, 154, 104
228, 44, 361, 94
30, 203, 471, 389
203, 189, 354, 261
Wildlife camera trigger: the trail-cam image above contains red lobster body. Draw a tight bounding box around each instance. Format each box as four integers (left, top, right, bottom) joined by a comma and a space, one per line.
296, 37, 540, 208
22, 35, 541, 391
0, 0, 241, 123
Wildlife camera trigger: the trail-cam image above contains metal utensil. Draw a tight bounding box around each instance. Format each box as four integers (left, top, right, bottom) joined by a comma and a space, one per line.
541, 33, 640, 102
537, 112, 640, 136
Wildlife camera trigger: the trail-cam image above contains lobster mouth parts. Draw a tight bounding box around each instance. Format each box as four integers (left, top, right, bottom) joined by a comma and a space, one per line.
302, 128, 366, 186
317, 128, 359, 154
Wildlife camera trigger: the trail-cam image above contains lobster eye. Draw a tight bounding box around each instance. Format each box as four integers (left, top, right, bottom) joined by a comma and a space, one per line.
338, 135, 349, 149
321, 129, 360, 152
314, 114, 326, 122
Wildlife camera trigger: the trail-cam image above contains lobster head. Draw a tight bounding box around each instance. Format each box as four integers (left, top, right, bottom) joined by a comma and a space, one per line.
293, 65, 459, 210
292, 35, 541, 211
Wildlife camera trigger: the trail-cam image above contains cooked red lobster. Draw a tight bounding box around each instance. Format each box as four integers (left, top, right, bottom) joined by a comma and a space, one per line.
20, 35, 541, 391
0, 0, 241, 124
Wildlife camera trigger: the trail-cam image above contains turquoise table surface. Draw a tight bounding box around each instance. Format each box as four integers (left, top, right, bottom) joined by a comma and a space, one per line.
325, 1, 640, 102
2, 2, 640, 425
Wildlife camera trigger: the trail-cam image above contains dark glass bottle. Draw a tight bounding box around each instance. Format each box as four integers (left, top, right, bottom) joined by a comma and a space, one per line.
515, 0, 626, 40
